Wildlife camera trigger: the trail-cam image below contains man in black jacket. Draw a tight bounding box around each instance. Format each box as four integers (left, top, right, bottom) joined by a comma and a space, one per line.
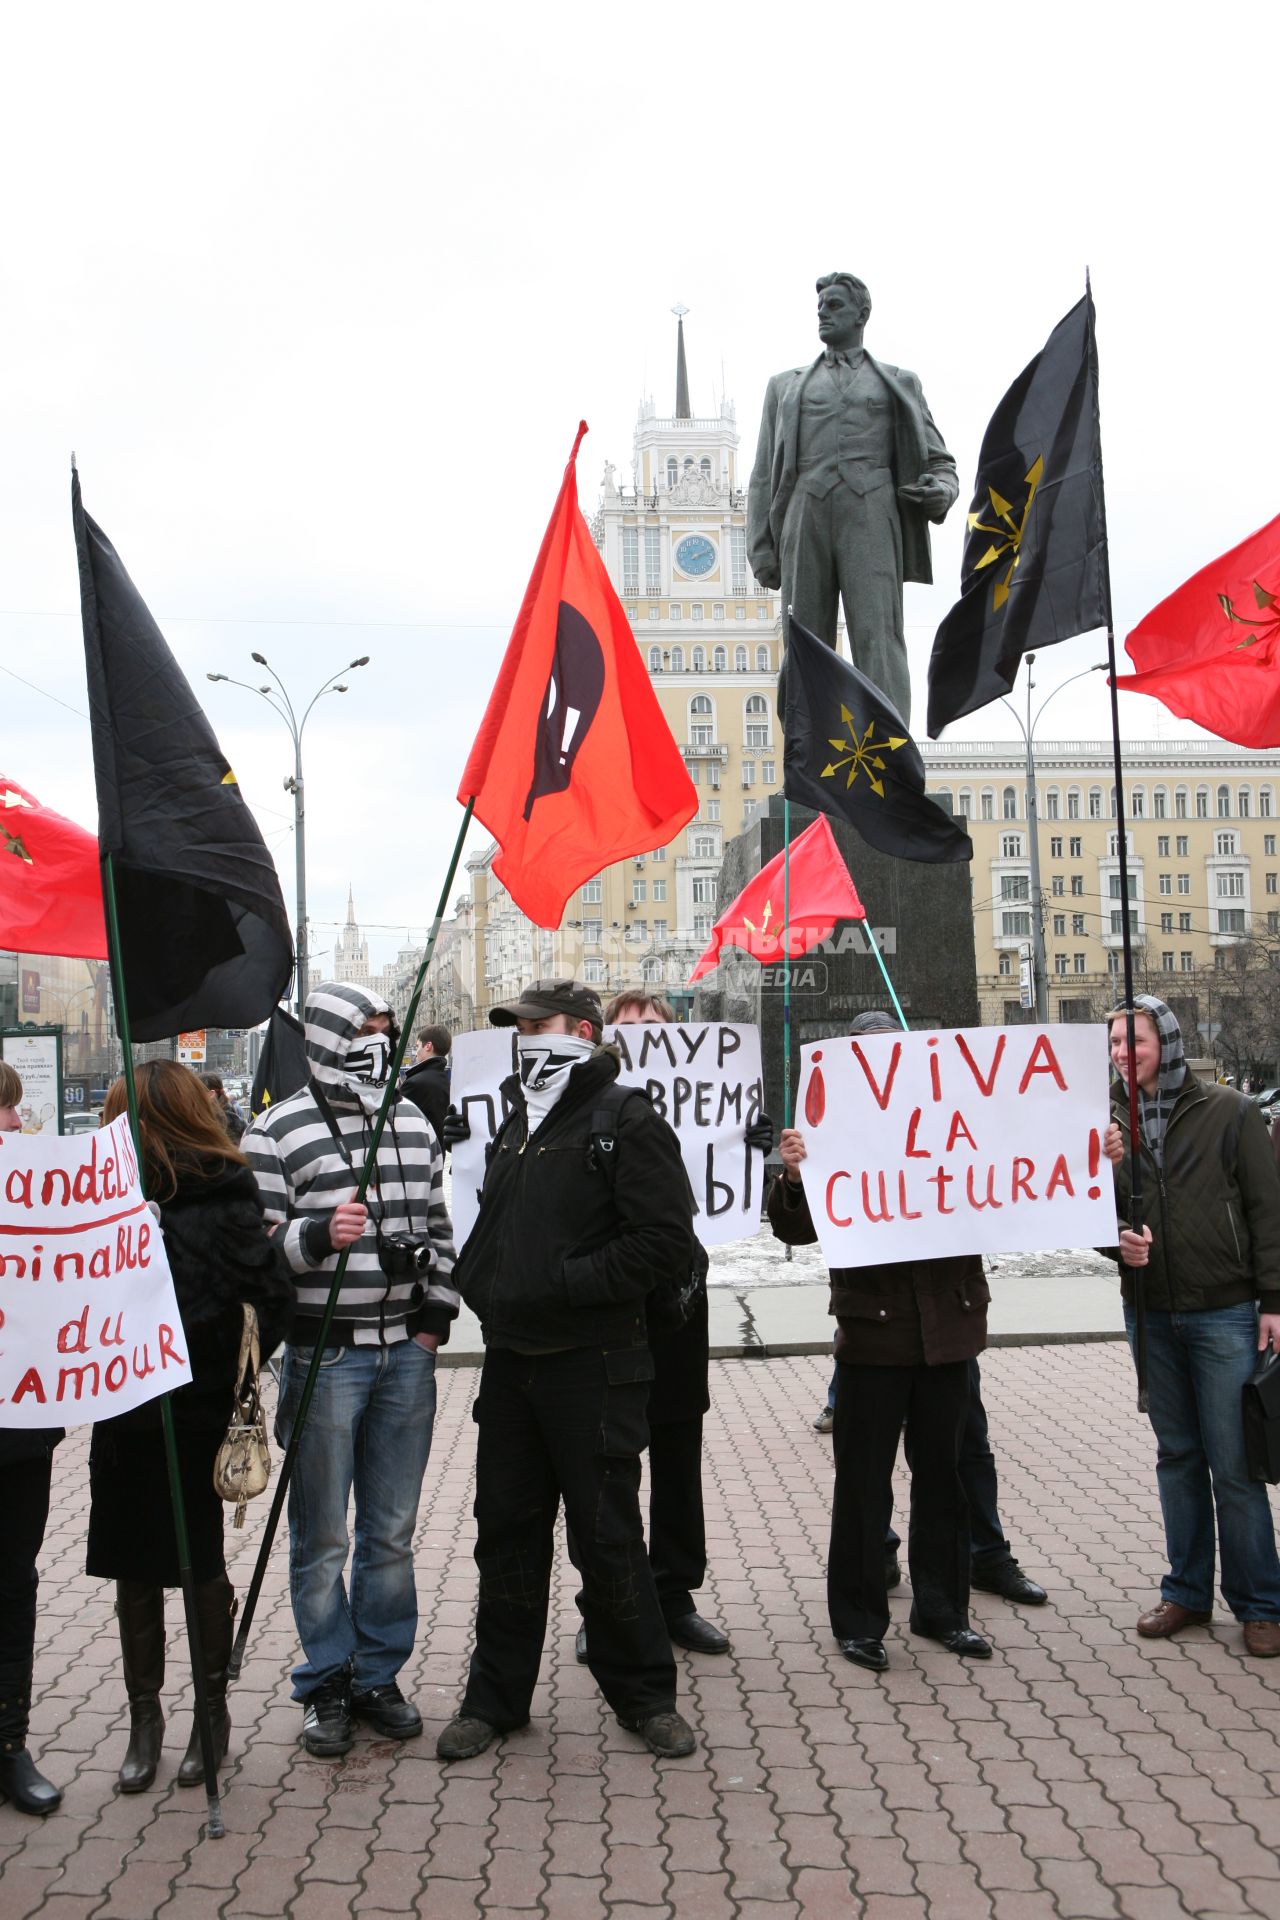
436, 980, 700, 1763
400, 1026, 450, 1151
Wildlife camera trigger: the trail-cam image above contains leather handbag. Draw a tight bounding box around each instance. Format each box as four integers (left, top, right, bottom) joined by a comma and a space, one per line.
212, 1305, 272, 1526
1243, 1345, 1280, 1485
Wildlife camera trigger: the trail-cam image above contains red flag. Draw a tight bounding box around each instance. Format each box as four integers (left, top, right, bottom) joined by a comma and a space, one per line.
459, 423, 698, 927
0, 777, 108, 959
687, 815, 865, 984
1113, 514, 1280, 747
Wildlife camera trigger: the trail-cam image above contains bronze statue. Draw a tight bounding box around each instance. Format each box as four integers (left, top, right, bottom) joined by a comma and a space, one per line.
748, 273, 958, 726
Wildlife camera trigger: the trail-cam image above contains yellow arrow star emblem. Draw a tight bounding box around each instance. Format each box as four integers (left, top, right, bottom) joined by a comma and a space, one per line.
743, 899, 774, 936
821, 705, 908, 798
968, 454, 1044, 610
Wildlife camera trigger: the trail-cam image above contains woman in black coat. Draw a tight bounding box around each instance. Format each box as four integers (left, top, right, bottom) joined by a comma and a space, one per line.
0, 1061, 65, 1815
88, 1062, 294, 1792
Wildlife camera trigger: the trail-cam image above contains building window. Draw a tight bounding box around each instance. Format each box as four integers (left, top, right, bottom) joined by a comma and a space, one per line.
735, 645, 748, 671
1162, 952, 1174, 971
689, 694, 714, 745
1216, 831, 1238, 856
1217, 784, 1231, 817
1073, 914, 1086, 935
1131, 788, 1145, 818
1088, 788, 1102, 819
958, 790, 972, 819
653, 919, 668, 938
1050, 836, 1063, 858
1177, 874, 1190, 894
653, 845, 666, 861
1071, 876, 1084, 897
757, 606, 769, 620
1176, 835, 1189, 856
743, 799, 759, 824
1175, 788, 1188, 819
1267, 835, 1278, 856
762, 761, 776, 784
706, 799, 721, 822
628, 920, 648, 941
1002, 912, 1031, 937
756, 645, 769, 671
648, 646, 661, 670
1262, 790, 1274, 819
1179, 912, 1192, 932
1053, 913, 1066, 936
1158, 835, 1170, 856
692, 876, 717, 905
621, 527, 639, 595
1003, 787, 1018, 820
1271, 913, 1280, 935
744, 694, 771, 748
1074, 953, 1086, 974
1154, 789, 1167, 819
649, 608, 661, 623
1160, 912, 1173, 932
694, 913, 713, 940
1001, 833, 1024, 858
735, 607, 746, 621
643, 957, 663, 983
691, 834, 718, 858
652, 878, 667, 902
1046, 790, 1060, 820
1052, 876, 1065, 896
1110, 910, 1138, 935
1001, 875, 1030, 901
1196, 787, 1209, 818
584, 958, 604, 983
670, 645, 683, 671
692, 646, 705, 671
1217, 871, 1245, 898
692, 606, 704, 623
1109, 875, 1137, 901
1240, 788, 1251, 818
713, 604, 725, 622
708, 762, 721, 789
981, 790, 995, 821
713, 645, 726, 671
1069, 836, 1083, 858
729, 526, 747, 594
632, 879, 647, 904
1108, 833, 1132, 857
1067, 789, 1081, 819
1219, 909, 1246, 933
582, 919, 602, 943
1055, 954, 1069, 975
1159, 874, 1172, 895
998, 952, 1012, 976
741, 760, 756, 787
644, 527, 661, 594
1268, 873, 1278, 895
582, 878, 603, 903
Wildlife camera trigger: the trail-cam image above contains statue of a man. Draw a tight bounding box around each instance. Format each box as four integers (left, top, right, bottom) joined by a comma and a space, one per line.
748, 272, 958, 726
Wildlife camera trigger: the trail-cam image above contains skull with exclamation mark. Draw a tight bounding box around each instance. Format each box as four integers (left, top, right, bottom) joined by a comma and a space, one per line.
523, 603, 607, 821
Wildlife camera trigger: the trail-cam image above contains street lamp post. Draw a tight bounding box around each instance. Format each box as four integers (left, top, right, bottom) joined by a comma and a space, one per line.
1000, 656, 1109, 1022
207, 654, 370, 1017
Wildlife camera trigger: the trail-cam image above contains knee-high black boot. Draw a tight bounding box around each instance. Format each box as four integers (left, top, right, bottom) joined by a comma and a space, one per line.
177, 1574, 236, 1787
116, 1581, 165, 1792
0, 1678, 63, 1815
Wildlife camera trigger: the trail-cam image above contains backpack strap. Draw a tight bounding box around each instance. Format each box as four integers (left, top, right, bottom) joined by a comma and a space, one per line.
587, 1083, 652, 1187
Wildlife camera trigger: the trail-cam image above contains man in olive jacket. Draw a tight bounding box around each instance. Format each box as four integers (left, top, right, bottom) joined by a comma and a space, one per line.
771, 1014, 992, 1673
1105, 995, 1280, 1656
436, 980, 700, 1763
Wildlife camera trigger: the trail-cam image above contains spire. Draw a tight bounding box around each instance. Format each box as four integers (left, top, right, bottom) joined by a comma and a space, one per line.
345, 885, 356, 927
672, 304, 690, 419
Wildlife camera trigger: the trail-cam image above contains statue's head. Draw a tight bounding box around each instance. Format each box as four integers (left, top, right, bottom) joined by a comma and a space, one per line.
816, 273, 871, 351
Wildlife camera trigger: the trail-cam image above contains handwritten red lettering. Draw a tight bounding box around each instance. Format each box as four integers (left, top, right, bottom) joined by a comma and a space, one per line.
964, 1165, 1002, 1210
1017, 1033, 1068, 1095
954, 1033, 1006, 1097
12, 1366, 46, 1405
159, 1325, 186, 1368
904, 1109, 931, 1158
926, 1166, 955, 1214
896, 1172, 922, 1220
826, 1172, 853, 1229
861, 1172, 893, 1223
1044, 1154, 1075, 1199
850, 1041, 902, 1112
1011, 1158, 1037, 1201
945, 1110, 977, 1151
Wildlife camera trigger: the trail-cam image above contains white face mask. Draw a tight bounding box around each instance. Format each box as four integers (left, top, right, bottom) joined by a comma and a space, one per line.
347, 1031, 392, 1086
517, 1032, 594, 1093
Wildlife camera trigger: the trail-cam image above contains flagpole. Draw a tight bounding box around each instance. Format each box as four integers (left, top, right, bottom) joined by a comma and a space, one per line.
229, 798, 475, 1680
102, 853, 225, 1841
1090, 275, 1148, 1411
783, 795, 793, 1128
868, 933, 909, 1031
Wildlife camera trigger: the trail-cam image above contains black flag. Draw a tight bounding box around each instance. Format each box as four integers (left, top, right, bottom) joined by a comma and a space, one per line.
73, 472, 294, 1040
927, 292, 1109, 736
783, 615, 972, 864
250, 1006, 309, 1117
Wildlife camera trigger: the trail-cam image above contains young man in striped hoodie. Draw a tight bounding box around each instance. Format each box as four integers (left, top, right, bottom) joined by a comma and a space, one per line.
245, 982, 459, 1756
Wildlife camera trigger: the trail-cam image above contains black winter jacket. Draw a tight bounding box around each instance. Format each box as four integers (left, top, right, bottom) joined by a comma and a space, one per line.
1109, 1071, 1280, 1316
454, 1047, 697, 1355
768, 1173, 989, 1367
401, 1056, 450, 1150
98, 1162, 296, 1433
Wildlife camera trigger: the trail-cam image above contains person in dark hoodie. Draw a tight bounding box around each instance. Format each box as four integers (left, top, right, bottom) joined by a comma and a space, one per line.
244, 982, 459, 1756
1103, 995, 1280, 1657
399, 1025, 451, 1151
436, 979, 700, 1764
769, 1010, 993, 1674
87, 1062, 295, 1793
0, 1063, 65, 1815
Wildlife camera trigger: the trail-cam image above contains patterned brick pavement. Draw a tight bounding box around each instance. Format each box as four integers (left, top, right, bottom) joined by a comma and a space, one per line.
3, 1344, 1280, 1918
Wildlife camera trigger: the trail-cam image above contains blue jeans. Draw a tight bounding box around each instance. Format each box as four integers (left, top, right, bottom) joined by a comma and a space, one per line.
1125, 1302, 1280, 1621
276, 1339, 438, 1699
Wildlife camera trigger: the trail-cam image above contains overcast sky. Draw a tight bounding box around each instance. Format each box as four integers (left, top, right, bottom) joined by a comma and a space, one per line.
5, 3, 1278, 973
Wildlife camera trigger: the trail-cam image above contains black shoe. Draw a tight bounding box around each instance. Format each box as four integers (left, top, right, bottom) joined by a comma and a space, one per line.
0, 1748, 63, 1815
351, 1683, 423, 1739
302, 1678, 354, 1757
617, 1710, 697, 1758
971, 1562, 1047, 1605
884, 1553, 902, 1591
436, 1714, 500, 1762
838, 1638, 888, 1672
575, 1624, 588, 1664
916, 1626, 992, 1659
668, 1613, 731, 1655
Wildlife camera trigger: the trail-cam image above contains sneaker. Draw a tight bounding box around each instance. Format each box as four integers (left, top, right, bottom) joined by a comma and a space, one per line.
350, 1682, 423, 1739
436, 1714, 500, 1762
617, 1709, 697, 1758
302, 1678, 354, 1757
813, 1406, 835, 1434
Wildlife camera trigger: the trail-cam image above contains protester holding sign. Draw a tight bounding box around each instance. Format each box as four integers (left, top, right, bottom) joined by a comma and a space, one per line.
87, 1063, 295, 1791
771, 1011, 993, 1674
1105, 996, 1280, 1658
0, 1063, 65, 1816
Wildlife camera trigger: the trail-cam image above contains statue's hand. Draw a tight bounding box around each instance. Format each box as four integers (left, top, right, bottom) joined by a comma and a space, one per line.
897, 475, 954, 522
753, 558, 782, 591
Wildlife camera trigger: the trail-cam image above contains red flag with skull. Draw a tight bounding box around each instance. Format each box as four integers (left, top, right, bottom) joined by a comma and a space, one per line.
459, 424, 697, 927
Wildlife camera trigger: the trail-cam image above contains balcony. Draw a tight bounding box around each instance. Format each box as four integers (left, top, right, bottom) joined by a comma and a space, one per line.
682, 741, 728, 760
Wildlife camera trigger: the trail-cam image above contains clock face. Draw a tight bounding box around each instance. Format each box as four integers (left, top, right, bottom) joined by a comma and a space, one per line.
674, 534, 717, 578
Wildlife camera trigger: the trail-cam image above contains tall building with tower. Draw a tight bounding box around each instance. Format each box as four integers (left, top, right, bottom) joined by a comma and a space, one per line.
466, 311, 782, 1018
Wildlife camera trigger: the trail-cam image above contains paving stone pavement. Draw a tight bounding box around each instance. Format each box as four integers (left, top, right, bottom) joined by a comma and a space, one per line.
4, 1345, 1280, 1919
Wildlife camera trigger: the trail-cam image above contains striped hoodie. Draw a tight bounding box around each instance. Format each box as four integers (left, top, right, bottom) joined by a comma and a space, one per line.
243, 982, 459, 1347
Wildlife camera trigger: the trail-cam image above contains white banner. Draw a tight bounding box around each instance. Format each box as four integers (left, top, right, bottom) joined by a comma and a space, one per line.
796, 1023, 1114, 1266
0, 1113, 193, 1426
448, 1023, 767, 1249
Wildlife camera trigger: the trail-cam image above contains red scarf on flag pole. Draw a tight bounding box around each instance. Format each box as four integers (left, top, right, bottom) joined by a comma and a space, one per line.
687, 814, 864, 983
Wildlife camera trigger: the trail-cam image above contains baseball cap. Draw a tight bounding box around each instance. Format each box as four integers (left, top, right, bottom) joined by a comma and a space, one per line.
488, 978, 604, 1029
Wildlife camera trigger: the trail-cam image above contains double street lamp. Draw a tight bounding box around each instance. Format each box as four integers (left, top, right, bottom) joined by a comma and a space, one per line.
1000, 655, 1109, 1022
207, 653, 370, 1016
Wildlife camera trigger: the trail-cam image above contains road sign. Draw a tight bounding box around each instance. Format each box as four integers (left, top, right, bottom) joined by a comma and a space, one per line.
177, 1029, 207, 1065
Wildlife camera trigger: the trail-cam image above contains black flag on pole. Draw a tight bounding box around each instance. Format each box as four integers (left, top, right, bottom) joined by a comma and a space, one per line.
927, 292, 1109, 736
73, 472, 294, 1040
783, 615, 972, 863
250, 1006, 309, 1117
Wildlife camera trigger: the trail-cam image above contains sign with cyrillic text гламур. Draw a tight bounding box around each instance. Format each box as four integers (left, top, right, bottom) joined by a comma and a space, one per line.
448, 1022, 766, 1249
796, 1024, 1113, 1267
0, 1113, 192, 1426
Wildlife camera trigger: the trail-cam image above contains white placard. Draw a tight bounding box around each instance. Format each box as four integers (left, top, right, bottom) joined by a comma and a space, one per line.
796, 1023, 1114, 1267
0, 1113, 193, 1426
1, 1032, 61, 1134
448, 1023, 767, 1249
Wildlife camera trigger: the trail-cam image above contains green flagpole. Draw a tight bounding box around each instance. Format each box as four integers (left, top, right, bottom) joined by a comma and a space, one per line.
229, 798, 475, 1680
868, 930, 909, 1031
102, 853, 225, 1841
783, 796, 793, 1128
